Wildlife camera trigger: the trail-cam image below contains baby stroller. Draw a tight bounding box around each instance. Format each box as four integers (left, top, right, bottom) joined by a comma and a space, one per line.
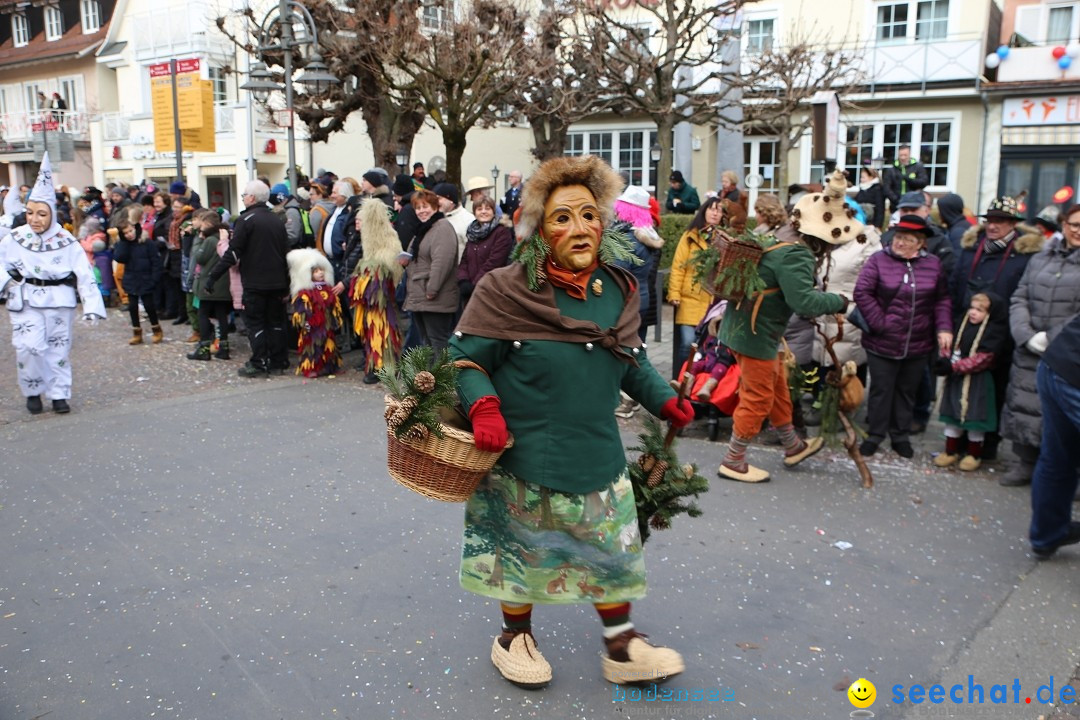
674, 299, 740, 441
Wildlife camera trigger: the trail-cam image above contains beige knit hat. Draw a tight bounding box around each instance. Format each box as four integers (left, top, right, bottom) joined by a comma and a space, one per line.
790, 170, 866, 245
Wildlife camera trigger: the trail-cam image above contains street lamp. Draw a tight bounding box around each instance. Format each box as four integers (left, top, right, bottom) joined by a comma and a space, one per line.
240, 0, 339, 194
396, 146, 410, 173
491, 164, 500, 190
650, 143, 662, 163
871, 155, 885, 172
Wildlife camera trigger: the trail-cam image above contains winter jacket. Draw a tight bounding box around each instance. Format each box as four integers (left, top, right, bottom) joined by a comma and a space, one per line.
949, 223, 1044, 324
813, 227, 883, 367
274, 197, 304, 249
1000, 236, 1080, 448
936, 193, 972, 255
192, 230, 233, 303
854, 180, 886, 228
108, 198, 133, 229
209, 204, 289, 292
882, 220, 954, 278
665, 183, 701, 214
113, 233, 163, 297
883, 160, 929, 207
394, 197, 421, 251
404, 217, 459, 314
444, 206, 475, 256
666, 227, 714, 326
719, 225, 847, 360
308, 199, 335, 247
457, 224, 514, 303
612, 223, 663, 315
854, 245, 952, 360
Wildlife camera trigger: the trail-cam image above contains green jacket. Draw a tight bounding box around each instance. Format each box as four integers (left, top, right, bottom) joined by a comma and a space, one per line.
192, 231, 232, 303
665, 183, 701, 214
718, 228, 847, 360
450, 266, 674, 494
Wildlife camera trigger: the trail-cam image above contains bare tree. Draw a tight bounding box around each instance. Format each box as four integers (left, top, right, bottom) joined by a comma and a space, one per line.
373, 0, 531, 184
515, 2, 616, 162
579, 0, 749, 192
215, 3, 427, 177
734, 29, 865, 204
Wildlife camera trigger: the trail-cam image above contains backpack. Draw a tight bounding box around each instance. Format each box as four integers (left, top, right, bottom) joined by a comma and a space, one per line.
299, 207, 315, 248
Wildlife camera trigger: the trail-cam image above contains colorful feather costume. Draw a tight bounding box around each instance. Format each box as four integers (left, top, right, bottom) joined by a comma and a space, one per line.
348, 199, 404, 375
287, 248, 343, 378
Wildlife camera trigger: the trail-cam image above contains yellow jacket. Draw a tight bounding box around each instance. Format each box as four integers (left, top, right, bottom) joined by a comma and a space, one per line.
666, 228, 714, 326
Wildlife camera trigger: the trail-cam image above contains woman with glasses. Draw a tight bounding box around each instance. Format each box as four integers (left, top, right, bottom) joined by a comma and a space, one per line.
854, 215, 953, 459
999, 205, 1080, 487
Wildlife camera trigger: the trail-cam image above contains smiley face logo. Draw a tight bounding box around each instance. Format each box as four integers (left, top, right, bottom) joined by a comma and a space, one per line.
848, 678, 876, 708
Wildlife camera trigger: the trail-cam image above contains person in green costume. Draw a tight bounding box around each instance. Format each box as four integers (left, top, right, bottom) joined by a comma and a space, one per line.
449, 155, 695, 689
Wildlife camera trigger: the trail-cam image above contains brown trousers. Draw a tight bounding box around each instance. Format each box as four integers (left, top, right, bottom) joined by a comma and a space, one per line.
732, 351, 793, 439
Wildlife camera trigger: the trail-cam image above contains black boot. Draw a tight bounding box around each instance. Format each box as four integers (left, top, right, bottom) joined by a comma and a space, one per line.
52, 399, 70, 414
215, 340, 230, 360
26, 395, 43, 414
186, 341, 212, 361
171, 315, 188, 325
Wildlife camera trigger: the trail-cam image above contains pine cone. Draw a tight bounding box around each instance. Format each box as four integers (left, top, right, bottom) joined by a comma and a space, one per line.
386, 396, 418, 430
638, 454, 657, 473
649, 514, 670, 531
402, 423, 430, 441
647, 460, 668, 488
414, 371, 436, 394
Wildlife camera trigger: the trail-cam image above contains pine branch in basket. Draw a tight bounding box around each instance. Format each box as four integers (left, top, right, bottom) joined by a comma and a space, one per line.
378, 346, 460, 440
627, 416, 710, 544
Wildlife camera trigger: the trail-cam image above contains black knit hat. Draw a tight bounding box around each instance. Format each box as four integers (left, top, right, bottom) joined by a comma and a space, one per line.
433, 182, 458, 205
362, 171, 386, 189
392, 174, 414, 197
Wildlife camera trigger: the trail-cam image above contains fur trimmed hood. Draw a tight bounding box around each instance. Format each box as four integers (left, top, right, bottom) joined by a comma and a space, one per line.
287, 247, 335, 297
515, 155, 623, 241
960, 222, 1045, 255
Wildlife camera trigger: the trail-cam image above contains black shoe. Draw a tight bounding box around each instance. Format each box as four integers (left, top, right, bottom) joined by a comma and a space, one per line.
186, 342, 212, 361
237, 362, 266, 378
52, 399, 70, 414
215, 341, 230, 360
893, 441, 914, 459
1032, 522, 1080, 559
999, 463, 1034, 487
26, 396, 43, 414
910, 421, 928, 435
363, 372, 380, 384
859, 439, 879, 457
172, 316, 188, 325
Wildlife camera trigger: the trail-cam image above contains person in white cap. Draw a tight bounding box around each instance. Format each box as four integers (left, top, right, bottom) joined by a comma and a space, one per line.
0, 153, 106, 414
0, 182, 25, 241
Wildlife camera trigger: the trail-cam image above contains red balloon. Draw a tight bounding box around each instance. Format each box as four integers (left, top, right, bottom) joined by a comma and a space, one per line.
1053, 46, 1067, 59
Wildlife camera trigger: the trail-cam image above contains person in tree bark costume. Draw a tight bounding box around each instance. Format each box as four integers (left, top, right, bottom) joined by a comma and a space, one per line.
716, 170, 864, 483
449, 156, 695, 689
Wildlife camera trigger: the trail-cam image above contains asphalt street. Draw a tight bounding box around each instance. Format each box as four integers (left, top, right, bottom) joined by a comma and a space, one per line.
0, 306, 1077, 720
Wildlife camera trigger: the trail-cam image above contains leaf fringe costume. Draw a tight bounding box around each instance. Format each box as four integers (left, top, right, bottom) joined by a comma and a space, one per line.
287, 248, 342, 378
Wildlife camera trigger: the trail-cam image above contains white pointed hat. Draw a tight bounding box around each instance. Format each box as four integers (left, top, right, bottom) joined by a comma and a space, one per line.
27, 152, 61, 237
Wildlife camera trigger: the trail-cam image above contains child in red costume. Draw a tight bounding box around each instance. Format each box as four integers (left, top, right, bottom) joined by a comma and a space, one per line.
287, 248, 343, 378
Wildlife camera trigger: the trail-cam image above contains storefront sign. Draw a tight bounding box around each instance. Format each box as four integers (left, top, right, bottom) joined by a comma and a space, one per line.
1003, 95, 1080, 126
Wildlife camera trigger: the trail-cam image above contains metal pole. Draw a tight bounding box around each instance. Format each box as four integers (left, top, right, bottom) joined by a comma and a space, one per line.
280, 0, 297, 193
170, 58, 184, 184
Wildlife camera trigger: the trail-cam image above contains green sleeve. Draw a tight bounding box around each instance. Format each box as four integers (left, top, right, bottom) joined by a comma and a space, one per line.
449, 334, 507, 412
620, 349, 676, 416
775, 246, 847, 318
682, 187, 701, 213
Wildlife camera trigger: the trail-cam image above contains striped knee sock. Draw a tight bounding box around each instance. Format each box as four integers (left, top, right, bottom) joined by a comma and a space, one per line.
501, 602, 533, 633
595, 602, 633, 639
723, 435, 753, 470
774, 423, 804, 453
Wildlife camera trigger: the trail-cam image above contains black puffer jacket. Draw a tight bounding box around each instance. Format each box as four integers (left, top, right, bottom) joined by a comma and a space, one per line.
113, 225, 163, 296
936, 193, 972, 255
209, 204, 288, 291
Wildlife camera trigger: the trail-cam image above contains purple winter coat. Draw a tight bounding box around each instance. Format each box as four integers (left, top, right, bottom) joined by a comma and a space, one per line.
854, 246, 952, 359
456, 224, 513, 300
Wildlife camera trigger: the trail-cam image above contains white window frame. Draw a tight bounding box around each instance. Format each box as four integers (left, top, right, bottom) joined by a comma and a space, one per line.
745, 17, 776, 55
12, 13, 29, 48
872, 0, 953, 44
1047, 2, 1080, 44
743, 136, 781, 212
564, 122, 660, 192
80, 0, 102, 34
799, 111, 961, 191
57, 75, 85, 112
419, 0, 456, 34
208, 66, 229, 105
45, 5, 64, 42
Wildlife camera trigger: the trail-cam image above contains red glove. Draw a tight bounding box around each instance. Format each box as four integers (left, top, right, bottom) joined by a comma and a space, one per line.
661, 396, 695, 428
469, 395, 508, 452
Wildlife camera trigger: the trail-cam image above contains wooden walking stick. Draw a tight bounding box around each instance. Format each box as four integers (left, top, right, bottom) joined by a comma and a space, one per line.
813, 316, 874, 488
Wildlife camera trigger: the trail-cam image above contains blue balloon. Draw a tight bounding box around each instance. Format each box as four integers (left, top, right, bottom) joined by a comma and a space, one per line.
996, 45, 1010, 60
1059, 56, 1073, 70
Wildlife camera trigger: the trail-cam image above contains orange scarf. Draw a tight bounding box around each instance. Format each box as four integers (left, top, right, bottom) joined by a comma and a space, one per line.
545, 257, 599, 301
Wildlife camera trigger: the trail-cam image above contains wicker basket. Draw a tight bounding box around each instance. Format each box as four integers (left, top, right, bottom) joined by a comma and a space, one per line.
706, 230, 764, 301
385, 397, 514, 502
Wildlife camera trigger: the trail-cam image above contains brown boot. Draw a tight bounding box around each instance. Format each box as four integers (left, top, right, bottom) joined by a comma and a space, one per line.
185, 330, 201, 343
151, 324, 164, 344
128, 327, 143, 345
696, 377, 719, 403
602, 629, 684, 684
490, 630, 552, 688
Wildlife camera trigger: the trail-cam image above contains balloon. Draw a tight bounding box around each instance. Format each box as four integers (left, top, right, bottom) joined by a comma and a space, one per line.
1053, 46, 1067, 59
996, 45, 1010, 60
1060, 56, 1073, 70
985, 54, 1001, 70
1068, 43, 1080, 59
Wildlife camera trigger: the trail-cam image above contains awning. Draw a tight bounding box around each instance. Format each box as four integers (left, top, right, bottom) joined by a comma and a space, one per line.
1003, 126, 1080, 146
200, 165, 237, 177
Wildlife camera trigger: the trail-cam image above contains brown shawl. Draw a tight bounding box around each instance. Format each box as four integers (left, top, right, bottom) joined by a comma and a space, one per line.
455, 263, 643, 366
